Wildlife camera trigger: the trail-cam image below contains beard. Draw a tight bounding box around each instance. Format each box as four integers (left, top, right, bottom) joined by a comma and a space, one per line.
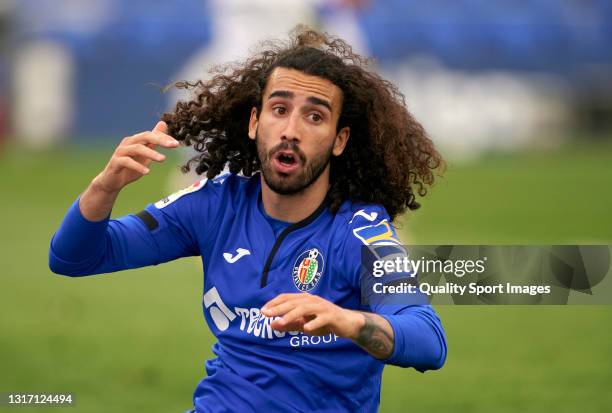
256, 129, 335, 196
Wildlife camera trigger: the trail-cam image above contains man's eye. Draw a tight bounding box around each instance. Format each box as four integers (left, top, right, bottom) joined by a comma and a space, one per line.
309, 113, 322, 122
274, 107, 286, 115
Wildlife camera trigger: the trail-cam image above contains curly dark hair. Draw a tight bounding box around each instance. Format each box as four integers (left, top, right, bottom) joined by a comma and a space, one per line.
161, 26, 443, 221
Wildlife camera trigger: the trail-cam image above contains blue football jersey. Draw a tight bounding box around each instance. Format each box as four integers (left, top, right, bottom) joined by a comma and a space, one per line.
49, 173, 447, 413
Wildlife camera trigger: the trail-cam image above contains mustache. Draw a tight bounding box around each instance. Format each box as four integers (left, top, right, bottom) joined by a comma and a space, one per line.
268, 141, 307, 164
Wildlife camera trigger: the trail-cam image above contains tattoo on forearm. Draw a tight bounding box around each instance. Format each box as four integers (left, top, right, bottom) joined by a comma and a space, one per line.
354, 313, 394, 359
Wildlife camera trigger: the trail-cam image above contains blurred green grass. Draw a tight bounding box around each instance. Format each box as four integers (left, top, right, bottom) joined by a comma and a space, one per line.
1, 142, 611, 413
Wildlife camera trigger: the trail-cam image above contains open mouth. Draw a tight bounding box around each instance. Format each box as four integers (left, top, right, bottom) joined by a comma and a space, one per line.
272, 150, 300, 174
277, 151, 297, 166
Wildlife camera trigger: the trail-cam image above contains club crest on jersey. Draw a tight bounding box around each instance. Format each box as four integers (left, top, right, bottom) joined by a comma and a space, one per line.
154, 179, 206, 209
292, 248, 324, 291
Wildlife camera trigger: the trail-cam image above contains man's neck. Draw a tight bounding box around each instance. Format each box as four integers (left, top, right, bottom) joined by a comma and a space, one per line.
260, 172, 329, 223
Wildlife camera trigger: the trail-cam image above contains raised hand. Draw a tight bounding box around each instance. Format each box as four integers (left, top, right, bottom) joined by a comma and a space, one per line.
94, 121, 179, 194
79, 121, 179, 221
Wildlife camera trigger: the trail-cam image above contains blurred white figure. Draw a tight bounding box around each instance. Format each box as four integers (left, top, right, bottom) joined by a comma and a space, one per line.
382, 57, 570, 161
13, 41, 74, 148
12, 0, 115, 147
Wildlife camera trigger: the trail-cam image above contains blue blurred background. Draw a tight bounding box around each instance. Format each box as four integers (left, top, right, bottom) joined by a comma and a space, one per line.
1, 0, 611, 153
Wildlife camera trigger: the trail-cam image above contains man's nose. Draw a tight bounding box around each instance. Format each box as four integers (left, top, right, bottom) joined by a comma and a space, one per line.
280, 112, 302, 143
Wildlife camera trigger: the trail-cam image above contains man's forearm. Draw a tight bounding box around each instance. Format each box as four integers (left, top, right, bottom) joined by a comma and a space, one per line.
79, 174, 121, 222
262, 294, 397, 360
350, 312, 395, 360
49, 122, 183, 276
349, 308, 447, 370
262, 294, 445, 367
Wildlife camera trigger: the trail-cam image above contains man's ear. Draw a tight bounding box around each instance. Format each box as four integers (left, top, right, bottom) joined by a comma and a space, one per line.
332, 126, 350, 156
248, 107, 258, 140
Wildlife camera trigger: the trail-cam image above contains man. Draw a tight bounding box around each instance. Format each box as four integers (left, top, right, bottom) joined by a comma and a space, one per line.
50, 27, 447, 412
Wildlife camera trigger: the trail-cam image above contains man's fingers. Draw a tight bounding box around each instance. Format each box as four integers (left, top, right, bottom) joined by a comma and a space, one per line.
117, 144, 166, 163
303, 315, 329, 333
113, 157, 150, 175
272, 316, 308, 332
261, 297, 287, 313
152, 120, 168, 134
274, 304, 318, 327
126, 131, 179, 148
261, 300, 303, 318
262, 293, 309, 313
